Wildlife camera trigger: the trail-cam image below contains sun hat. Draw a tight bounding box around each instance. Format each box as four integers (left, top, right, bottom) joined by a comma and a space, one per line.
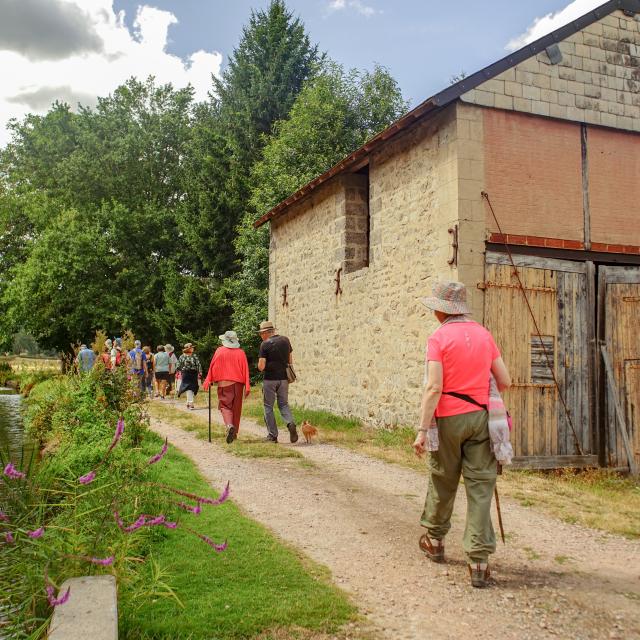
164, 344, 174, 353
258, 321, 276, 333
134, 340, 141, 348
183, 342, 194, 351
420, 281, 470, 315
219, 331, 240, 349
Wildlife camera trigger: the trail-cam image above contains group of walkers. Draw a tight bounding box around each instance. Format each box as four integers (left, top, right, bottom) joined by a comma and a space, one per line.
76, 279, 513, 589
75, 339, 203, 408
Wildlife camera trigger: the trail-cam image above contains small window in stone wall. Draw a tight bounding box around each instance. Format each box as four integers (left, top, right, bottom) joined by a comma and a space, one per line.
531, 335, 555, 383
343, 166, 370, 273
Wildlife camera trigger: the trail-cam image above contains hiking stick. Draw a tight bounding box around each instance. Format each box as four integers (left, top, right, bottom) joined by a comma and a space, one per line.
494, 485, 506, 544
208, 386, 212, 443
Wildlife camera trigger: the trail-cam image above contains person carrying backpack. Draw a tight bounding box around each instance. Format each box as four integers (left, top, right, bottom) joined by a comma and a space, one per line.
176, 343, 202, 410
128, 340, 147, 395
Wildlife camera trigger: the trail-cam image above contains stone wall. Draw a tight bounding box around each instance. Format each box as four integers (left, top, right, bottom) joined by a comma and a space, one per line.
269, 106, 461, 426
461, 9, 640, 132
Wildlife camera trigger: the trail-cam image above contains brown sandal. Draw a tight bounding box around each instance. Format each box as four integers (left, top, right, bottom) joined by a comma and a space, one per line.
419, 534, 445, 563
468, 563, 491, 588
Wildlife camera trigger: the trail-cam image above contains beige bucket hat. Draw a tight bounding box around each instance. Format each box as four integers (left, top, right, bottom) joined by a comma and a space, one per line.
219, 331, 240, 349
420, 281, 470, 315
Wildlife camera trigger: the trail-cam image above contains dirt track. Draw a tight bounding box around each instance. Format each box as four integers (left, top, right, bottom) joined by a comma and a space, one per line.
151, 402, 640, 640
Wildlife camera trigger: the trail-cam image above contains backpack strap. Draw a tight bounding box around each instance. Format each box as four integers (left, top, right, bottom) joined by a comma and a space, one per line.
442, 391, 487, 411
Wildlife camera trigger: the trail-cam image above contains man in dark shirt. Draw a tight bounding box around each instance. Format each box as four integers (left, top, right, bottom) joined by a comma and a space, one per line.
257, 321, 298, 443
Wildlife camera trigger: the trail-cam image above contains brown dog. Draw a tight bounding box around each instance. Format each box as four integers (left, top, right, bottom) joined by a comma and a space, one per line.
301, 420, 318, 444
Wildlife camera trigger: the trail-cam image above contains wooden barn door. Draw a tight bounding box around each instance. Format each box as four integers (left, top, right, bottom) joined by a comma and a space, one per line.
598, 266, 640, 470
484, 252, 595, 468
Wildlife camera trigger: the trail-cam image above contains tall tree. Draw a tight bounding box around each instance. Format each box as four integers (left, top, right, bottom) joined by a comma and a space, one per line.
230, 63, 408, 354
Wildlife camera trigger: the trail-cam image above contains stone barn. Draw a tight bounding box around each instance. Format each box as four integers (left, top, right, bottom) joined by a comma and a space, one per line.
254, 0, 640, 471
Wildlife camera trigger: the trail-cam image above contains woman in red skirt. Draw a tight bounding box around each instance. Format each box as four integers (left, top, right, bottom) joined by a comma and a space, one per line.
203, 331, 251, 443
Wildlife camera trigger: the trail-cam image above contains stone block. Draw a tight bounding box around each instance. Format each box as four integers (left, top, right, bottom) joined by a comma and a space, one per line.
515, 70, 534, 85
513, 97, 533, 113
49, 576, 118, 640
549, 103, 568, 119
504, 81, 523, 97
531, 101, 550, 117
522, 84, 541, 100
567, 80, 585, 95
558, 67, 577, 81
532, 74, 551, 90
584, 84, 602, 98
550, 77, 568, 92
600, 111, 618, 127
471, 90, 495, 107
482, 78, 505, 94
494, 93, 514, 110
540, 89, 558, 103
584, 109, 601, 125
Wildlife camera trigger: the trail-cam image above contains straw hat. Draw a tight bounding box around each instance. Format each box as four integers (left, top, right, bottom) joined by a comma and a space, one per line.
164, 344, 174, 353
182, 342, 194, 352
219, 331, 240, 349
258, 321, 276, 333
420, 281, 470, 315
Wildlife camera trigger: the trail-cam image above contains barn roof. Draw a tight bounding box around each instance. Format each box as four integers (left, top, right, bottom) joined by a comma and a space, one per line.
254, 0, 640, 228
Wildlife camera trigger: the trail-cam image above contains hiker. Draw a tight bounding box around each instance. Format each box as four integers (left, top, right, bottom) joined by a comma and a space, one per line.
412, 281, 511, 588
99, 343, 113, 370
203, 331, 251, 444
257, 321, 298, 444
128, 340, 147, 394
76, 344, 95, 373
165, 344, 178, 397
176, 343, 202, 409
154, 345, 170, 399
142, 346, 154, 398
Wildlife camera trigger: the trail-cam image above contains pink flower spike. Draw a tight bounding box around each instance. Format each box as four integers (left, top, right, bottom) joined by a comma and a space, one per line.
176, 501, 201, 515
3, 462, 26, 480
113, 511, 125, 531
0, 510, 8, 522
162, 521, 178, 529
78, 470, 96, 484
88, 556, 114, 566
197, 533, 228, 552
46, 585, 71, 607
28, 527, 44, 539
107, 418, 125, 453
148, 438, 169, 465
5, 531, 14, 544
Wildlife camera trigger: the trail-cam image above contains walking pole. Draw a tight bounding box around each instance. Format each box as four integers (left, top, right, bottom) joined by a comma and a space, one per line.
494, 463, 506, 544
208, 385, 212, 443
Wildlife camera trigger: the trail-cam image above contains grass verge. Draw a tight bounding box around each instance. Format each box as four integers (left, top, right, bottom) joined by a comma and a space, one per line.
180, 385, 640, 540
120, 431, 357, 640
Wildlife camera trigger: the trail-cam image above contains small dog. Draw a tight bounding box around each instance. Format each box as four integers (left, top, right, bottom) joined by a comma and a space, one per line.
301, 420, 318, 444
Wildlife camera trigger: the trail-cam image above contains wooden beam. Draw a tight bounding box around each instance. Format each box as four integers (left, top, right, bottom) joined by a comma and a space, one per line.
600, 344, 639, 475
510, 455, 598, 470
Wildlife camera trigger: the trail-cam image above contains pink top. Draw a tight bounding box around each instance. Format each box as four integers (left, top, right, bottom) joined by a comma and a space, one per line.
202, 347, 250, 393
426, 321, 500, 418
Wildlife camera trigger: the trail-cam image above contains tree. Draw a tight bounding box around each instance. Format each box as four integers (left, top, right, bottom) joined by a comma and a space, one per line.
229, 63, 408, 355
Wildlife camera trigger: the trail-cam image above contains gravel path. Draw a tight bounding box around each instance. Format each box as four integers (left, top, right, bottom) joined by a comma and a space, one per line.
151, 402, 640, 640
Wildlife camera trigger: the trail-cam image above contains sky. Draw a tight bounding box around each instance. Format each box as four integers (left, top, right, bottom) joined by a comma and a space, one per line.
0, 0, 610, 146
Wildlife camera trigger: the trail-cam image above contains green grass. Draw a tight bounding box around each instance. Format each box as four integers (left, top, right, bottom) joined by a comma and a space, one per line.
119, 431, 356, 639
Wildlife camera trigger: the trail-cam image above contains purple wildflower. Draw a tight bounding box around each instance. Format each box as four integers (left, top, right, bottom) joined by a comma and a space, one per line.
162, 521, 178, 529
28, 527, 44, 539
5, 531, 14, 544
148, 438, 169, 465
3, 462, 26, 480
107, 417, 125, 453
175, 501, 202, 515
0, 509, 8, 522
115, 511, 173, 533
78, 470, 96, 485
46, 585, 71, 607
196, 533, 228, 552
154, 481, 230, 506
88, 556, 115, 566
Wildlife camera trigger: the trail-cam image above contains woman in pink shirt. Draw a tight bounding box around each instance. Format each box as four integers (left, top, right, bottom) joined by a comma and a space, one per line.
202, 331, 251, 444
412, 281, 511, 588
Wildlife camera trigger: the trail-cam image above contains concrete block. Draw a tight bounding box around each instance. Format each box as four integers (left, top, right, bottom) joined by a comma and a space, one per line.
513, 97, 533, 113
531, 101, 550, 117
504, 81, 523, 97
549, 103, 568, 119
532, 74, 551, 90
482, 78, 505, 94
522, 84, 541, 100
494, 93, 514, 110
600, 111, 618, 127
550, 77, 568, 92
540, 89, 558, 103
49, 576, 118, 640
472, 90, 495, 107
567, 80, 585, 95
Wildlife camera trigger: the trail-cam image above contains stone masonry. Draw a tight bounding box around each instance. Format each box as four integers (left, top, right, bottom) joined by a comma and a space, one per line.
461, 10, 640, 132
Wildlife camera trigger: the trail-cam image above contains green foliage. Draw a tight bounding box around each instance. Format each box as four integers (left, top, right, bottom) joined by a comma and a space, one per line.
230, 63, 408, 358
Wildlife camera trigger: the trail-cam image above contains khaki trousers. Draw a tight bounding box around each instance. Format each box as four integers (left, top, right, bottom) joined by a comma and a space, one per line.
420, 410, 497, 563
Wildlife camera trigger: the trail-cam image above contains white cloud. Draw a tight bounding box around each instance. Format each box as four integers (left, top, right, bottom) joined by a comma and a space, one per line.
506, 0, 603, 51
327, 0, 379, 18
0, 0, 223, 146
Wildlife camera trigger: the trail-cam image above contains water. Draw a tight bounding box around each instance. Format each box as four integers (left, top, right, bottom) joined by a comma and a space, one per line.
0, 388, 25, 463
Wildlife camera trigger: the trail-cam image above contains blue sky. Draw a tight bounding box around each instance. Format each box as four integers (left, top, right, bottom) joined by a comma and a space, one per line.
112, 0, 579, 107
0, 1, 602, 144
